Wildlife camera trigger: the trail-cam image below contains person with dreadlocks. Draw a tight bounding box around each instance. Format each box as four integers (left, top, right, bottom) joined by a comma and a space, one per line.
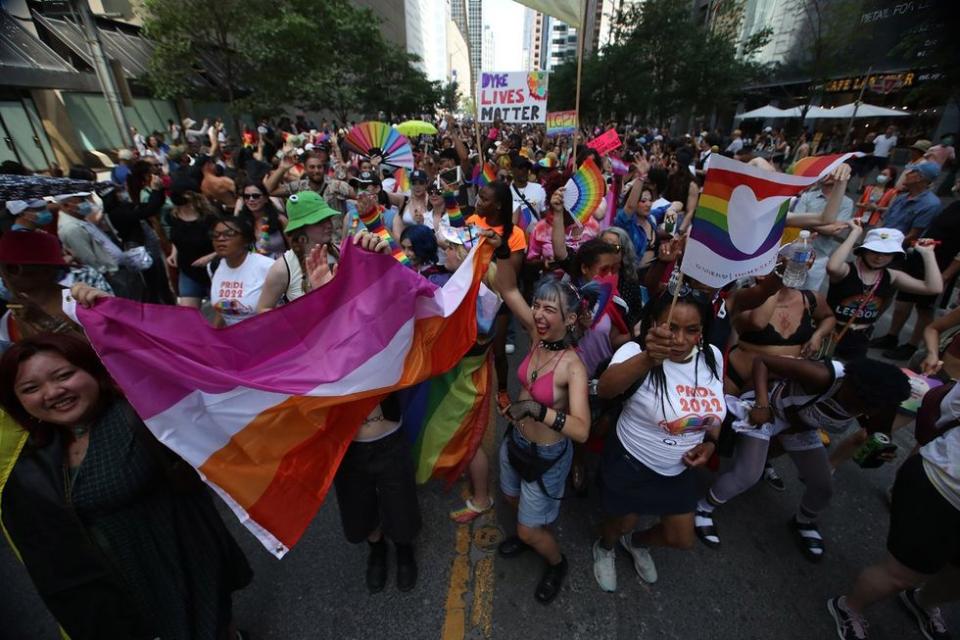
693, 355, 911, 564
592, 287, 725, 592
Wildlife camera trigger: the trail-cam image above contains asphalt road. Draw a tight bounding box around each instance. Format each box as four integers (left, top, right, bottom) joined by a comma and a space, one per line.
3, 318, 959, 640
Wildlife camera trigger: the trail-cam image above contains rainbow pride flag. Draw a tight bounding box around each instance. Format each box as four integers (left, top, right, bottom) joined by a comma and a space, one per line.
358, 204, 409, 265
682, 153, 857, 288
444, 191, 464, 227
399, 350, 493, 486
472, 162, 497, 187
392, 167, 411, 193
65, 239, 493, 557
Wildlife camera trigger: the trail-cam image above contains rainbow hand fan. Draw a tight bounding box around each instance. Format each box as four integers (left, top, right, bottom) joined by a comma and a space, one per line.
358, 204, 409, 265
472, 162, 498, 187
443, 191, 464, 227
393, 167, 411, 193
344, 121, 414, 170
563, 156, 606, 225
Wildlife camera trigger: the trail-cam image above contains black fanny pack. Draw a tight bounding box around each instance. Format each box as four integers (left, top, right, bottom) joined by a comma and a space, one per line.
505, 424, 568, 499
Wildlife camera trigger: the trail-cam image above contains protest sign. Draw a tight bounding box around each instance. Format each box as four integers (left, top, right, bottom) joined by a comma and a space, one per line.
587, 128, 622, 155
546, 110, 576, 136
476, 71, 548, 123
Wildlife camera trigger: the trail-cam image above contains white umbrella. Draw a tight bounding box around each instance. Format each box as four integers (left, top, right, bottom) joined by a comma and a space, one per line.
804, 102, 911, 119
734, 104, 795, 120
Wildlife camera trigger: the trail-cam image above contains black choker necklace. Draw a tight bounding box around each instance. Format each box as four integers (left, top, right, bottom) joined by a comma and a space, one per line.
539, 339, 566, 351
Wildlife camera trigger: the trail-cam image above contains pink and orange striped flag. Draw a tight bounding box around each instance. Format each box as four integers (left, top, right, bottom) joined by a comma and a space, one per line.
66, 239, 493, 557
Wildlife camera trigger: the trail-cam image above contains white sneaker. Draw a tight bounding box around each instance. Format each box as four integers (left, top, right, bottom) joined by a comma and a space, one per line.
619, 534, 657, 584
505, 343, 516, 355
592, 540, 617, 592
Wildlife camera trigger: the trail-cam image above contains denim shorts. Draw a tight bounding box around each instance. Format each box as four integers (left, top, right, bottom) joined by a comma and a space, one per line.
499, 427, 572, 527
178, 271, 208, 298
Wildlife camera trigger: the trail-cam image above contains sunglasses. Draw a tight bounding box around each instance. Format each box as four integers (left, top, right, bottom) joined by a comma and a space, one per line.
210, 229, 240, 240
242, 193, 263, 200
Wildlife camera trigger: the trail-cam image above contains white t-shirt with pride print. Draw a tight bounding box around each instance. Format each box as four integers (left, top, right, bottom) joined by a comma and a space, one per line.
210, 253, 274, 326
612, 342, 726, 476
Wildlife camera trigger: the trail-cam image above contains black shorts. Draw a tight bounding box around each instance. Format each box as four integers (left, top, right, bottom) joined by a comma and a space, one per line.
887, 454, 960, 574
896, 290, 938, 309
333, 428, 421, 544
600, 432, 698, 517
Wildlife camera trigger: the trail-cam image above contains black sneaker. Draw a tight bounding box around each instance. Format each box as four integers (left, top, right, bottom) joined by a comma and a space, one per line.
827, 596, 870, 639
498, 535, 531, 558
534, 555, 568, 604
366, 539, 388, 593
764, 463, 786, 491
395, 543, 418, 592
882, 343, 918, 361
899, 588, 951, 640
869, 334, 898, 350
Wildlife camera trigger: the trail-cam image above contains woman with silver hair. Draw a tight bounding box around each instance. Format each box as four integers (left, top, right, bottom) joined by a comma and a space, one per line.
600, 226, 646, 330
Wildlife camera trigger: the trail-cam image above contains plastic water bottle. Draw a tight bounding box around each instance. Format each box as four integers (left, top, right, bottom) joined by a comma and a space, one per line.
782, 230, 813, 288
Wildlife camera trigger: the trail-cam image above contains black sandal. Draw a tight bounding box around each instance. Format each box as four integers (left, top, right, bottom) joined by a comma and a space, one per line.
790, 517, 825, 563
694, 509, 721, 549
534, 555, 568, 604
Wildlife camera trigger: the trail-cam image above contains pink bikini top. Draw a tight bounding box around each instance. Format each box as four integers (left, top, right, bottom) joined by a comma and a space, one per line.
517, 346, 564, 407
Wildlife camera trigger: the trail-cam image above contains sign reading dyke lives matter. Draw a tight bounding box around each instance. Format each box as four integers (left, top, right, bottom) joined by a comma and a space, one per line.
477, 71, 548, 124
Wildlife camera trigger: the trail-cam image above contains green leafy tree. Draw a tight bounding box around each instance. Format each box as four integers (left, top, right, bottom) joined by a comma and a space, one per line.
440, 81, 461, 113
141, 0, 443, 124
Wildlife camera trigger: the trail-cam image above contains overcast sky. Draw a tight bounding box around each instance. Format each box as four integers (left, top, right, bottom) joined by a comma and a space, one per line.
485, 0, 525, 71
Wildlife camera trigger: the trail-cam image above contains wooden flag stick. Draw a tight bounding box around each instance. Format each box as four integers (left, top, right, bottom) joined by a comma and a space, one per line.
570, 0, 587, 169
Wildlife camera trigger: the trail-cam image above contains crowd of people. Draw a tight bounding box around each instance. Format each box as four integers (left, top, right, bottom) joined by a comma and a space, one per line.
0, 112, 958, 640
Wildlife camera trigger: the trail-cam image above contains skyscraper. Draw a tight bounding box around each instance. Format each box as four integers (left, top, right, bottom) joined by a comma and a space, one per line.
468, 0, 482, 80
482, 24, 495, 70
450, 0, 469, 44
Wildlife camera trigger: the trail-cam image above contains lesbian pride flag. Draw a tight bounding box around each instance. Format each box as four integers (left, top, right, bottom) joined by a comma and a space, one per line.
65, 240, 492, 557
682, 153, 857, 288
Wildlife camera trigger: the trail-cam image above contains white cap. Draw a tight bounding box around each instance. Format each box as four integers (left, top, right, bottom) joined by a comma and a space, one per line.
764, 126, 773, 133
799, 230, 811, 239
117, 148, 133, 161
53, 192, 91, 202
5, 200, 27, 215
856, 228, 906, 256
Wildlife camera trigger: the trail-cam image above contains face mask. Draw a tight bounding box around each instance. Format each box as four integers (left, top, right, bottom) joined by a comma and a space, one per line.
34, 211, 54, 226
76, 201, 94, 217
876, 174, 889, 185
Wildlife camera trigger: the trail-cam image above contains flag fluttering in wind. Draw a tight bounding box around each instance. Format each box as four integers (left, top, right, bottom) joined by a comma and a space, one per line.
66, 240, 493, 558
681, 153, 858, 288
513, 0, 583, 27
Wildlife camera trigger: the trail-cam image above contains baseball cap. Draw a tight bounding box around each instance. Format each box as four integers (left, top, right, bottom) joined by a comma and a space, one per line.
352, 170, 381, 187
907, 161, 940, 182
910, 139, 932, 153
410, 170, 429, 183
0, 230, 66, 266
117, 148, 134, 161
285, 191, 338, 234
855, 228, 905, 256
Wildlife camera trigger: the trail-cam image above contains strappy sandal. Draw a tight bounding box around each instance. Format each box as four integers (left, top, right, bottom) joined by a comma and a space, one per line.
449, 498, 493, 524
790, 517, 825, 563
694, 509, 721, 549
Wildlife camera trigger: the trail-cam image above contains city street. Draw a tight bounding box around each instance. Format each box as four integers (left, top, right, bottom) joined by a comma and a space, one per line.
3, 334, 959, 640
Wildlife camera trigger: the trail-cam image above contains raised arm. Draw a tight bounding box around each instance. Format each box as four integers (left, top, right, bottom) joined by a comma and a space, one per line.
889, 241, 944, 295
826, 219, 862, 282
786, 163, 852, 228
491, 234, 535, 335
265, 154, 295, 196
549, 190, 568, 263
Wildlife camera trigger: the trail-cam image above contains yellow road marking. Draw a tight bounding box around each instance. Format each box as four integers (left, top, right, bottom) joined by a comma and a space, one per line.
440, 377, 500, 639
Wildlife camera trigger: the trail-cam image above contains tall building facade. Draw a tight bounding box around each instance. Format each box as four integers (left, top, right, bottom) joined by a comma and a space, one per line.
544, 16, 578, 71
468, 0, 483, 80
481, 24, 494, 70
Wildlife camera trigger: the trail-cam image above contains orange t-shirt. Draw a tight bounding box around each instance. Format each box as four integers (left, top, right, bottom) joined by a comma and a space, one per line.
467, 213, 527, 253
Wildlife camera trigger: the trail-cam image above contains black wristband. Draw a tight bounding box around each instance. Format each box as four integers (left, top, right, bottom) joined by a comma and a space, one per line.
536, 403, 548, 423
550, 411, 566, 433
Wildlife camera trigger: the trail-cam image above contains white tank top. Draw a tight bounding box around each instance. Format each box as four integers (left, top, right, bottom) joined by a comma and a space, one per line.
282, 249, 305, 302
